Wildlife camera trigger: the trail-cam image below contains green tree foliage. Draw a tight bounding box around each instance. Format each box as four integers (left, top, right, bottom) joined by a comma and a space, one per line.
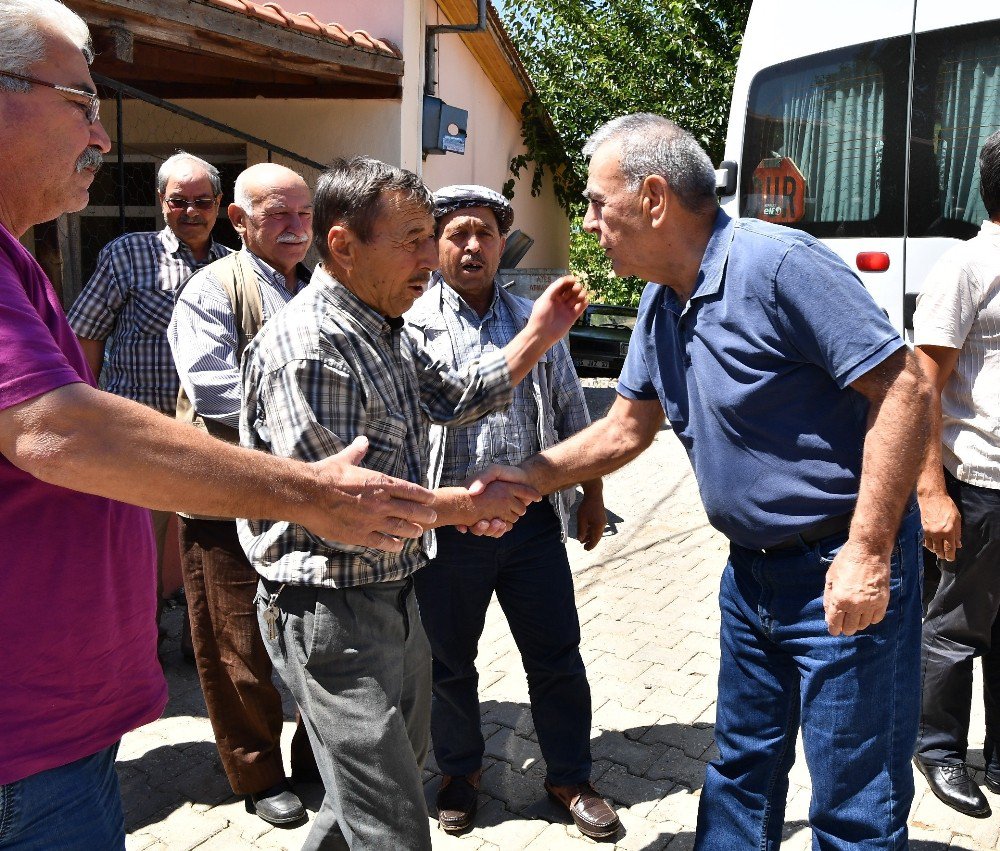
500, 0, 750, 305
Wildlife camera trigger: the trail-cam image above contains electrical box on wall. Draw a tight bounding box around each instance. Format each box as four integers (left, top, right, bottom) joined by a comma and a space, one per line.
422, 95, 467, 156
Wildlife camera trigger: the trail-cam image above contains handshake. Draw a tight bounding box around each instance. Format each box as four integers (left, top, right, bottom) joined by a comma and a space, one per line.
458, 464, 539, 538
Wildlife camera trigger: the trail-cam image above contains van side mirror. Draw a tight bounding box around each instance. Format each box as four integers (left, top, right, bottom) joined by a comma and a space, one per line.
715, 160, 738, 196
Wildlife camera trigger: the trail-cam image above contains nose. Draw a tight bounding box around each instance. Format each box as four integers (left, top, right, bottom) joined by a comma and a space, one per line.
90, 118, 112, 154
466, 233, 481, 253
582, 203, 599, 234
418, 235, 438, 270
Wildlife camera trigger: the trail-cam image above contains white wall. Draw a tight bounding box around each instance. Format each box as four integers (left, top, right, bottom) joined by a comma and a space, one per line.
420, 2, 569, 268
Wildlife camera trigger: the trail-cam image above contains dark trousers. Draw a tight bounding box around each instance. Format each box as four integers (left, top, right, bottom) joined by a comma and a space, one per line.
179, 516, 314, 794
413, 500, 593, 786
917, 469, 1000, 766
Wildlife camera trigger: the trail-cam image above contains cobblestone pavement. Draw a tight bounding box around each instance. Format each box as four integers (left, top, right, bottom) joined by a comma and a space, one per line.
124, 381, 996, 850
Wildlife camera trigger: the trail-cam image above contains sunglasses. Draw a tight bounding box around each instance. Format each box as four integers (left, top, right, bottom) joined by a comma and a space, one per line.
0, 70, 100, 124
164, 197, 218, 211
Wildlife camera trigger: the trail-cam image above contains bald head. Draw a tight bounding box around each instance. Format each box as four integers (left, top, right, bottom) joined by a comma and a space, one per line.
229, 163, 313, 285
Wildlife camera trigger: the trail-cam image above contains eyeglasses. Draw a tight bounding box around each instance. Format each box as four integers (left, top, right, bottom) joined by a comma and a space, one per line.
165, 197, 218, 211
0, 70, 100, 124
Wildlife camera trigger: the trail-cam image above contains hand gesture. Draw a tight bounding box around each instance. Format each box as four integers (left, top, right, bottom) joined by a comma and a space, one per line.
305, 436, 436, 551
823, 540, 890, 636
526, 275, 589, 348
575, 489, 606, 551
918, 488, 962, 562
464, 479, 541, 538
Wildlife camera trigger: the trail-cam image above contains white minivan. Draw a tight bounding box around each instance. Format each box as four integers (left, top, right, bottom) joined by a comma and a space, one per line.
719, 0, 1000, 331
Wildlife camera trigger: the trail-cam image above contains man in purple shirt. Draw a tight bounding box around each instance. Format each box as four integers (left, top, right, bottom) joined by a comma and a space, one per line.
0, 2, 437, 847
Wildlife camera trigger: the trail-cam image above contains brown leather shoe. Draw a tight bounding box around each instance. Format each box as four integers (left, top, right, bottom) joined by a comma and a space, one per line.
436, 770, 481, 833
545, 780, 621, 840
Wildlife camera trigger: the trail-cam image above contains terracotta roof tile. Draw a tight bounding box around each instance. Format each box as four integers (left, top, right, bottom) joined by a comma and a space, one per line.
200, 0, 401, 58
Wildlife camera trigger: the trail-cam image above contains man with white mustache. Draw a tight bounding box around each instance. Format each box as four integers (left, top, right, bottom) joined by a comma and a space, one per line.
166, 162, 316, 826
69, 150, 231, 643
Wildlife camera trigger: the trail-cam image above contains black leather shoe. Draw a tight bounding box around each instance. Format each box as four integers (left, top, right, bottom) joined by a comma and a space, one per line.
245, 780, 306, 825
914, 758, 991, 817
436, 772, 480, 833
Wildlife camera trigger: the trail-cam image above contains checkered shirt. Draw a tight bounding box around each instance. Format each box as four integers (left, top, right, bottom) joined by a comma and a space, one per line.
237, 264, 513, 588
168, 249, 309, 430
68, 227, 231, 414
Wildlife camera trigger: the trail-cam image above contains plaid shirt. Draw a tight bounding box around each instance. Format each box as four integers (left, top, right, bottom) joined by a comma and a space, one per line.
168, 249, 309, 430
408, 274, 591, 538
68, 227, 231, 414
237, 264, 513, 588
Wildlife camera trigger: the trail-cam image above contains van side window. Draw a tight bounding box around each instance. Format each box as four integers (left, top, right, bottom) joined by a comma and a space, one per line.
740, 38, 909, 238
909, 21, 1000, 239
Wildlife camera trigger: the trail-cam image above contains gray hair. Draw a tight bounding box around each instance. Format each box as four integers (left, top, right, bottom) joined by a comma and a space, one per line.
313, 156, 433, 260
0, 0, 93, 92
157, 151, 222, 197
583, 113, 717, 213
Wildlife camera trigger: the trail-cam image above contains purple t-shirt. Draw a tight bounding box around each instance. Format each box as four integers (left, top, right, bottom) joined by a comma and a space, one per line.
0, 223, 167, 785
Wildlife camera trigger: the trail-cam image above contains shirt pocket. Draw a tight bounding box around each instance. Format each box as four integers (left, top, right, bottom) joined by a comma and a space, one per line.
129, 286, 176, 336
362, 413, 409, 480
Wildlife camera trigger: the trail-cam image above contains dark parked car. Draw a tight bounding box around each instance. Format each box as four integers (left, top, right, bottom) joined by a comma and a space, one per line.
568, 303, 637, 378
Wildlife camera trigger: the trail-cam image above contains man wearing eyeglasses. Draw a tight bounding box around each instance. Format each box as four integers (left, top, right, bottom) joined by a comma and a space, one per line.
0, 2, 437, 846
67, 151, 231, 646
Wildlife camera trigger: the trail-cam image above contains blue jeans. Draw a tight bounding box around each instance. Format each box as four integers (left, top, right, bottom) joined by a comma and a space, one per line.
0, 743, 124, 850
413, 500, 592, 785
695, 504, 922, 851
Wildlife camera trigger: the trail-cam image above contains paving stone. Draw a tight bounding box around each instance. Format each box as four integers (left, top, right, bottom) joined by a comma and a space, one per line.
120, 383, 1000, 850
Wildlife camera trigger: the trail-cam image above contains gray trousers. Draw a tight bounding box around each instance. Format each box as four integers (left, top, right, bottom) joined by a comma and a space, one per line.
257, 577, 432, 851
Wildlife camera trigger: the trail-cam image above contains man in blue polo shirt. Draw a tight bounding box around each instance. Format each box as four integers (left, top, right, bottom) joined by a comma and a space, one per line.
475, 113, 931, 848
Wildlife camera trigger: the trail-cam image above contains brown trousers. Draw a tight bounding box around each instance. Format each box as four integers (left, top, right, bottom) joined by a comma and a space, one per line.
178, 516, 315, 794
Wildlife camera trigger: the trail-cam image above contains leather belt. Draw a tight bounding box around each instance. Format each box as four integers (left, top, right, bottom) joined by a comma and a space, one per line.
762, 511, 853, 553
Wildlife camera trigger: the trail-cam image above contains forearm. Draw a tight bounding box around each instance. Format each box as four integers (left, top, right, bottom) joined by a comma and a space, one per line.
4, 382, 323, 521
916, 387, 947, 500
429, 486, 483, 528
502, 325, 552, 387
522, 397, 661, 494
851, 355, 932, 557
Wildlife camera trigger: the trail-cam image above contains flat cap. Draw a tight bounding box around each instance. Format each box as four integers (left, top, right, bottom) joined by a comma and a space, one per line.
432, 184, 514, 234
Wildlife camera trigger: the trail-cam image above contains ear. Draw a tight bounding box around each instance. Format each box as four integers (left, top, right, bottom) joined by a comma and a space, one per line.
641, 175, 670, 228
326, 224, 354, 274
498, 234, 507, 255
228, 203, 245, 235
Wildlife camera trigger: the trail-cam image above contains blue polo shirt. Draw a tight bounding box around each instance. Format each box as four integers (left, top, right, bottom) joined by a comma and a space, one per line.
618, 210, 904, 550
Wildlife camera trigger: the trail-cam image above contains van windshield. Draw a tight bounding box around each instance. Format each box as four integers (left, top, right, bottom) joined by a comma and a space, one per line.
740, 20, 1000, 240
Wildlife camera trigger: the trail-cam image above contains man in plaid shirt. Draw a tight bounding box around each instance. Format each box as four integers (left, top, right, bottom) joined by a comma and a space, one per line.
407, 185, 619, 840
68, 151, 231, 637
238, 157, 588, 850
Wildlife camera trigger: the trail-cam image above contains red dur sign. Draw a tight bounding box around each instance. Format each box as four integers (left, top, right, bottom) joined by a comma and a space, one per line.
751, 156, 806, 224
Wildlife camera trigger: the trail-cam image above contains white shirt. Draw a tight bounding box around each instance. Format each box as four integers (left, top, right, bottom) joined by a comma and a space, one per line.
914, 219, 1000, 488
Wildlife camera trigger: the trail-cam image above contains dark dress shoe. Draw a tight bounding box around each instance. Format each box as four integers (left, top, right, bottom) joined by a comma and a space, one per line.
545, 780, 621, 840
436, 773, 480, 833
914, 758, 991, 818
985, 762, 1000, 795
245, 780, 307, 825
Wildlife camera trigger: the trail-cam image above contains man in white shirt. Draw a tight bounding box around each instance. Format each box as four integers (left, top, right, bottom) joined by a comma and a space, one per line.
913, 129, 1000, 818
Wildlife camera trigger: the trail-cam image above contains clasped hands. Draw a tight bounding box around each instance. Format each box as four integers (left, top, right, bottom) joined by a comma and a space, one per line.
459, 464, 539, 538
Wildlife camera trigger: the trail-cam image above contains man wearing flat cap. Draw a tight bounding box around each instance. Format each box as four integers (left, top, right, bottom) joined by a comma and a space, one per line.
407, 185, 619, 839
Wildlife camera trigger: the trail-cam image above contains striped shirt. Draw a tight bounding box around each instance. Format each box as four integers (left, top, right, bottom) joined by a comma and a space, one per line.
67, 227, 231, 414
168, 249, 309, 430
914, 219, 1000, 488
237, 264, 513, 587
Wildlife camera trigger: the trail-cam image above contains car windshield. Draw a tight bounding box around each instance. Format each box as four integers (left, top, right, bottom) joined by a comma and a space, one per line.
588, 310, 636, 330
